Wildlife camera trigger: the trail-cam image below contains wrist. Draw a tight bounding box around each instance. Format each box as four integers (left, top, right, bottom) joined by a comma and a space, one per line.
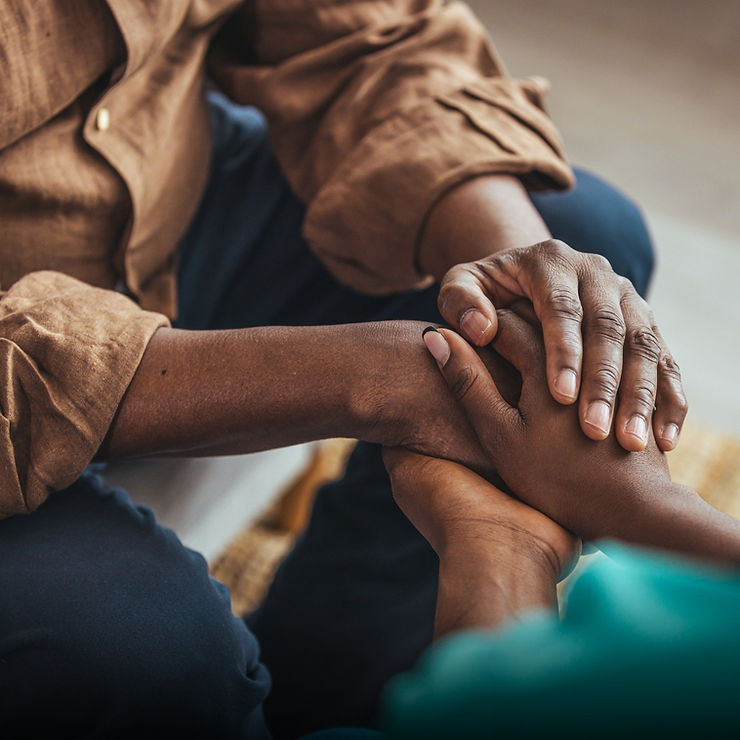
435, 534, 558, 637
617, 479, 740, 566
440, 524, 561, 586
417, 174, 551, 280
344, 320, 432, 446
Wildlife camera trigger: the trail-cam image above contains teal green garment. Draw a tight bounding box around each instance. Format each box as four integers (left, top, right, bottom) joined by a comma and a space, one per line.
380, 544, 740, 739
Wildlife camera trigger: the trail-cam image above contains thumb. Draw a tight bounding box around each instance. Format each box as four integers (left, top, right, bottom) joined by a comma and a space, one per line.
422, 326, 522, 450
437, 266, 499, 346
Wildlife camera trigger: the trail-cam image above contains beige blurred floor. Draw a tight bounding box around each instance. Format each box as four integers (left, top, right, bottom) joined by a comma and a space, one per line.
109, 1, 740, 559
469, 0, 740, 436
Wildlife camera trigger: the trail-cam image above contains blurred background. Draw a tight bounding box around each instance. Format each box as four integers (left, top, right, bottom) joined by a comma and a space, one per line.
468, 0, 740, 436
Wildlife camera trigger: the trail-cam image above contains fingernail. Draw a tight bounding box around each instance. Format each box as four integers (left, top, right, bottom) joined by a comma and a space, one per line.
422, 326, 450, 366
584, 401, 611, 436
460, 309, 491, 344
624, 414, 648, 444
554, 369, 578, 400
660, 423, 679, 448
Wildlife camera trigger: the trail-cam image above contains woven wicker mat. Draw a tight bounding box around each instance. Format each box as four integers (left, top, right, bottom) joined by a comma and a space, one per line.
210, 423, 740, 617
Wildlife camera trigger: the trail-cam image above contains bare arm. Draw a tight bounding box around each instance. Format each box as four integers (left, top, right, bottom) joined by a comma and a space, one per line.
100, 322, 495, 475
383, 449, 579, 638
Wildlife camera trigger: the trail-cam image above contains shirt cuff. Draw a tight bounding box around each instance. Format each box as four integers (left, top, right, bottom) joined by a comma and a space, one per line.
0, 271, 169, 517
304, 77, 575, 295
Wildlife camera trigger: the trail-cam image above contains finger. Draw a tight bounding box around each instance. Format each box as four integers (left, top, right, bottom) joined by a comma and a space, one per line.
437, 265, 500, 346
521, 252, 584, 406
613, 293, 660, 451
490, 309, 548, 400
650, 324, 688, 451
577, 273, 626, 441
422, 326, 522, 450
507, 298, 539, 327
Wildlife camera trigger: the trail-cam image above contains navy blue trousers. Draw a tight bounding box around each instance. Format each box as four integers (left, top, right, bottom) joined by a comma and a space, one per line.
0, 92, 654, 739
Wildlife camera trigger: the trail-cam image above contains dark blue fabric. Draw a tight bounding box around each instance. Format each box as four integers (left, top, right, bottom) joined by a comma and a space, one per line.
529, 169, 655, 297
0, 471, 271, 739
0, 90, 654, 739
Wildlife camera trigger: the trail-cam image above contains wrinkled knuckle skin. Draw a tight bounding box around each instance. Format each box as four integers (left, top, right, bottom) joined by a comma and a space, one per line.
551, 337, 582, 363
589, 362, 620, 399
545, 289, 584, 323
478, 251, 513, 280
657, 354, 688, 417
628, 327, 662, 363
659, 354, 682, 382
590, 305, 627, 344
521, 239, 573, 273
627, 380, 658, 415
450, 365, 478, 401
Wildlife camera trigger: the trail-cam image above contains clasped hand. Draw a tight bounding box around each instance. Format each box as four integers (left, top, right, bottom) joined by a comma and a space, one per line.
419, 309, 675, 543
437, 240, 687, 453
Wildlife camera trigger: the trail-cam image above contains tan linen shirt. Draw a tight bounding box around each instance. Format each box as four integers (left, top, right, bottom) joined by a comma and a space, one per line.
0, 0, 573, 516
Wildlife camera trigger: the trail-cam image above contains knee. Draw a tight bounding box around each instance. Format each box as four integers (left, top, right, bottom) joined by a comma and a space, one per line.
0, 482, 268, 737
603, 189, 655, 298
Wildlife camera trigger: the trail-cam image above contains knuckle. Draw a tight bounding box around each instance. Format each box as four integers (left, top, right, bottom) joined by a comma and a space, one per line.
450, 364, 479, 402
626, 380, 658, 413
589, 362, 620, 399
617, 275, 635, 293
545, 289, 584, 323
589, 305, 627, 343
543, 238, 573, 258
480, 249, 519, 280
524, 239, 574, 273
550, 335, 582, 364
659, 353, 682, 381
437, 280, 467, 318
627, 327, 662, 363
588, 253, 613, 273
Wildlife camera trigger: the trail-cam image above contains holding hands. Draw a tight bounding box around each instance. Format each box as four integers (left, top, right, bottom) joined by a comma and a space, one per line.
414, 310, 740, 565
421, 310, 674, 542
437, 240, 687, 453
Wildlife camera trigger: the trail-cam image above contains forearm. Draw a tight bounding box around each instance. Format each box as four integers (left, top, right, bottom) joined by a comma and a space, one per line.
622, 483, 740, 567
417, 174, 551, 280
101, 323, 412, 459
435, 538, 557, 640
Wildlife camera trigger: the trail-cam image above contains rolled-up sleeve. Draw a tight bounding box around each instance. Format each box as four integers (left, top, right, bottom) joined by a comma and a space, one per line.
209, 0, 575, 294
0, 271, 168, 517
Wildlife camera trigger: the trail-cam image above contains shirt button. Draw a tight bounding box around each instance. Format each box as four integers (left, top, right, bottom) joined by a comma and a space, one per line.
96, 107, 111, 132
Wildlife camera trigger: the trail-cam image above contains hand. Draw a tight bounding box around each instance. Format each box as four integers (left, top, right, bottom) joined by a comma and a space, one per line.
351, 320, 525, 481
436, 240, 687, 453
383, 448, 580, 582
421, 311, 676, 542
